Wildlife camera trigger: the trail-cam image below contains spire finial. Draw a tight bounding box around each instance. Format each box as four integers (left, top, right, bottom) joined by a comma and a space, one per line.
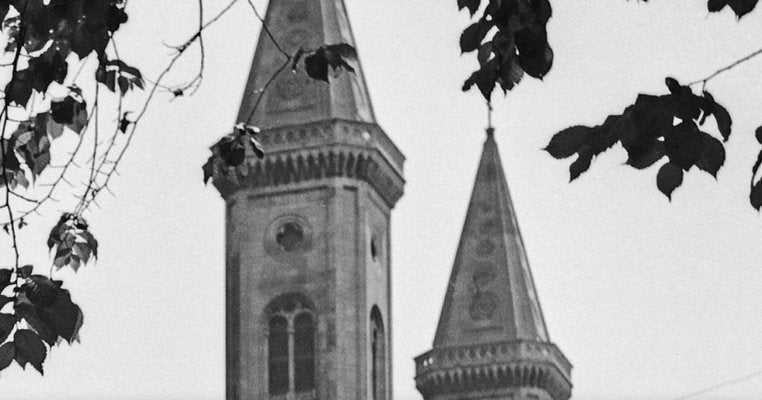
486, 101, 495, 137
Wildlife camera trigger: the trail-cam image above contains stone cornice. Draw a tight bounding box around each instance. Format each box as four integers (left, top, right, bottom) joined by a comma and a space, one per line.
212, 119, 404, 207
253, 119, 404, 176
414, 340, 572, 400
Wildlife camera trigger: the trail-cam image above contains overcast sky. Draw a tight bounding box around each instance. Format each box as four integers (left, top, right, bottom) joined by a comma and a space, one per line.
2, 1, 762, 399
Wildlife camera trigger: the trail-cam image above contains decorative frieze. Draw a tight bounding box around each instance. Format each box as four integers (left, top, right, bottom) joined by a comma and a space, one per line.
414, 340, 572, 400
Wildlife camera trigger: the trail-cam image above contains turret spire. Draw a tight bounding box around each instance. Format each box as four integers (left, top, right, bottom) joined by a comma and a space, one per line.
415, 132, 571, 400
236, 0, 375, 129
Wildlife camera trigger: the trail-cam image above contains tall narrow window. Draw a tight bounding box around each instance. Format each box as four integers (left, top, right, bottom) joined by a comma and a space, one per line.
294, 313, 315, 392
266, 294, 315, 397
268, 316, 289, 395
370, 307, 386, 400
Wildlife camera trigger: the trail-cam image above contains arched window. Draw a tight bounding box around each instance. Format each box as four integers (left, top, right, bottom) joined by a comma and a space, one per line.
370, 307, 386, 400
268, 316, 289, 395
266, 295, 315, 396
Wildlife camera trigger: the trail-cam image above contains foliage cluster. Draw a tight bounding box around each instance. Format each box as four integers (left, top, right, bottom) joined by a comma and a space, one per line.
457, 0, 762, 208
0, 0, 137, 374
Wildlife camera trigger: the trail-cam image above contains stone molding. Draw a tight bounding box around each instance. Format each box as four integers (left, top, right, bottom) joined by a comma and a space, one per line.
414, 340, 572, 400
212, 121, 405, 208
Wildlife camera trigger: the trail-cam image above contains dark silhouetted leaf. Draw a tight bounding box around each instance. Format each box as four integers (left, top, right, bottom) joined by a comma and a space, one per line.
0, 269, 10, 289
569, 149, 592, 181
460, 20, 491, 53
657, 162, 684, 200
38, 288, 82, 343
751, 180, 762, 210
665, 121, 704, 171
704, 94, 732, 141
457, 0, 481, 16
15, 304, 57, 346
22, 275, 60, 307
755, 125, 762, 144
625, 140, 665, 169
0, 295, 12, 309
18, 265, 32, 278
665, 77, 681, 94
708, 0, 759, 17
13, 329, 46, 374
515, 26, 553, 79
0, 313, 15, 343
545, 126, 594, 159
696, 133, 725, 177
0, 342, 14, 372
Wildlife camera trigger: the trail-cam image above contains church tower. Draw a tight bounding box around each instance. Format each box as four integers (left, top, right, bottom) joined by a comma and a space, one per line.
210, 1, 405, 400
414, 129, 571, 400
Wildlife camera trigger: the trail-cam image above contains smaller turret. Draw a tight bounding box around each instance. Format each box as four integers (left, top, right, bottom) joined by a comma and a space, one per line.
415, 129, 572, 400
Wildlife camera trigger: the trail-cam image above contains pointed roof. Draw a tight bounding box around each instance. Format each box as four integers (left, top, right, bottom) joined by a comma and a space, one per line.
433, 129, 550, 348
236, 0, 376, 129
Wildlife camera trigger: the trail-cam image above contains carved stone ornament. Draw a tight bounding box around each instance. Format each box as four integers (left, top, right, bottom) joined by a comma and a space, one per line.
469, 291, 498, 320
275, 73, 305, 101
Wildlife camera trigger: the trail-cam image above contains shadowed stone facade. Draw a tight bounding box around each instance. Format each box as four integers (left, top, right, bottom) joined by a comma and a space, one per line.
212, 1, 404, 400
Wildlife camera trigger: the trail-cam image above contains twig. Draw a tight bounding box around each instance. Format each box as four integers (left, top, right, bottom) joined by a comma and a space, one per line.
246, 0, 290, 59
244, 57, 291, 124
688, 45, 762, 88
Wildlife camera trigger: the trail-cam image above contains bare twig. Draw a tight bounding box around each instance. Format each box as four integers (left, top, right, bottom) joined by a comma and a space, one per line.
246, 0, 290, 59
688, 45, 762, 89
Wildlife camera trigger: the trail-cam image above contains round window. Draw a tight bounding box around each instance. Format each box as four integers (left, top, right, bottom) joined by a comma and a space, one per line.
276, 222, 304, 252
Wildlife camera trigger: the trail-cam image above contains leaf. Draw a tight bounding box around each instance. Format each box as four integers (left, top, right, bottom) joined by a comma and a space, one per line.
462, 58, 498, 100
202, 156, 215, 184
753, 150, 762, 176
22, 275, 60, 307
15, 304, 57, 346
457, 0, 481, 16
545, 126, 594, 159
18, 265, 32, 278
664, 121, 704, 171
51, 96, 88, 134
304, 48, 329, 82
625, 140, 665, 170
695, 133, 725, 177
0, 313, 15, 343
0, 269, 10, 288
657, 162, 684, 200
0, 295, 12, 310
665, 77, 681, 94
13, 329, 46, 374
0, 342, 14, 372
514, 26, 553, 79
751, 180, 762, 210
117, 76, 129, 95
704, 93, 732, 141
569, 149, 593, 181
707, 0, 759, 17
38, 288, 82, 343
303, 44, 357, 82
755, 125, 762, 144
460, 20, 491, 53
5, 69, 33, 106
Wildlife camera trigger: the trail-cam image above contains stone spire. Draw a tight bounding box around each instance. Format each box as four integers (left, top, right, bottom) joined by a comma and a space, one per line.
235, 0, 375, 129
415, 130, 572, 400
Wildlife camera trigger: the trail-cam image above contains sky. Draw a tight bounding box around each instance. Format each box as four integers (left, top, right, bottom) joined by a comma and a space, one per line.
2, 1, 762, 399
